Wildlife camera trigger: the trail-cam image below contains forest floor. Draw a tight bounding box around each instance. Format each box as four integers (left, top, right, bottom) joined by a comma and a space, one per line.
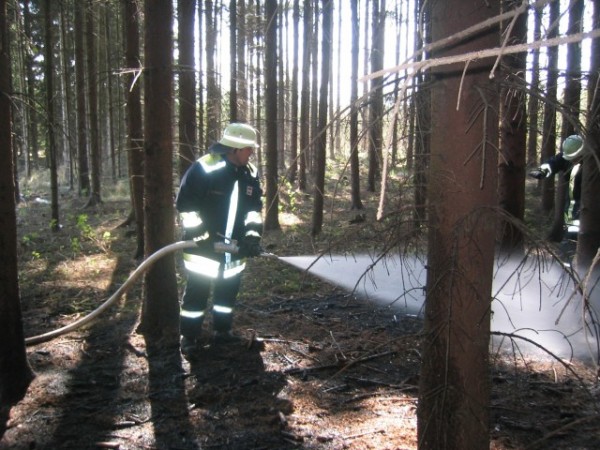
2, 177, 600, 449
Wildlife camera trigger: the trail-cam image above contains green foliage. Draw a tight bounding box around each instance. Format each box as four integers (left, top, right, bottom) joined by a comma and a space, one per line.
278, 177, 299, 214
68, 214, 114, 255
70, 237, 82, 254
76, 214, 94, 240
21, 232, 39, 246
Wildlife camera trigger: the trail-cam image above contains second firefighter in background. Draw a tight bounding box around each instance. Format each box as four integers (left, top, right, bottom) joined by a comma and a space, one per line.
176, 123, 263, 351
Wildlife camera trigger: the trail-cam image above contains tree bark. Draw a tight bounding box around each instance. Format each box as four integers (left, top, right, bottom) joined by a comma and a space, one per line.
367, 0, 384, 193
86, 0, 102, 207
298, 0, 312, 192
418, 1, 499, 449
349, 0, 363, 211
229, 0, 238, 121
44, 0, 60, 230
264, 0, 280, 231
205, 0, 220, 146
0, 0, 35, 412
289, 0, 299, 183
138, 0, 179, 342
311, 0, 332, 237
236, 0, 248, 121
548, 0, 584, 242
178, 0, 197, 176
575, 0, 600, 269
124, 0, 144, 260
498, 0, 528, 251
526, 5, 542, 168
540, 1, 560, 215
75, 0, 90, 196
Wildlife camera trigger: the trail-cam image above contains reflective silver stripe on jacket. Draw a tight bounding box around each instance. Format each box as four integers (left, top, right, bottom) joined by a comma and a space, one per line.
199, 154, 226, 173
183, 253, 220, 278
223, 181, 239, 269
182, 247, 246, 279
181, 211, 203, 228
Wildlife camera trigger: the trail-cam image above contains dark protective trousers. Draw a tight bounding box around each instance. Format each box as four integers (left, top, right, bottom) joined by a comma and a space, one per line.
180, 270, 242, 338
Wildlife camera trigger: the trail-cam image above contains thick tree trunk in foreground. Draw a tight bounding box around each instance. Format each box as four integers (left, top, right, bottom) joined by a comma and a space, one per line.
575, 0, 600, 270
418, 1, 499, 449
0, 0, 35, 412
138, 0, 179, 341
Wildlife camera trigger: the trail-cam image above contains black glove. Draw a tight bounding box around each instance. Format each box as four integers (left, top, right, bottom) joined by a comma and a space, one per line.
239, 236, 262, 258
528, 169, 545, 180
529, 164, 550, 180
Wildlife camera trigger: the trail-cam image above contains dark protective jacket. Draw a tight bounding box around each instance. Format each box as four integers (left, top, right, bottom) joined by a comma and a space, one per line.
176, 153, 263, 278
540, 152, 582, 223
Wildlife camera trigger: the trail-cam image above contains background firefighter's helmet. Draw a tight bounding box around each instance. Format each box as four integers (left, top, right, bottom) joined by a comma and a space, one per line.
562, 134, 584, 161
209, 123, 259, 154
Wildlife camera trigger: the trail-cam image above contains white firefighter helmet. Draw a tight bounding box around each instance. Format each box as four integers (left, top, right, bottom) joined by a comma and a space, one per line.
561, 135, 584, 161
210, 123, 259, 154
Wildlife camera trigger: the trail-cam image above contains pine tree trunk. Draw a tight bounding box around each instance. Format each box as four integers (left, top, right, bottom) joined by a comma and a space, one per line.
0, 0, 35, 411
264, 0, 280, 231
417, 1, 499, 448
139, 0, 179, 341
575, 0, 600, 269
311, 0, 332, 237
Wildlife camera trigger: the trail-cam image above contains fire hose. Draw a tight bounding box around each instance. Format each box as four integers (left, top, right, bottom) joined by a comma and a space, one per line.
25, 240, 276, 346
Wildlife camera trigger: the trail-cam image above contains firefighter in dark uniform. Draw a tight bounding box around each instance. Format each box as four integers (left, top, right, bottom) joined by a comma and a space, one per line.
529, 134, 585, 238
176, 123, 263, 352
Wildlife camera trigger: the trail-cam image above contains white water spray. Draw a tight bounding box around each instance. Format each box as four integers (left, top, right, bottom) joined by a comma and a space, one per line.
278, 253, 600, 360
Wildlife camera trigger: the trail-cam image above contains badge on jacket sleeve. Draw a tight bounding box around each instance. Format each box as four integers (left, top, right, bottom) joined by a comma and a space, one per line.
246, 186, 253, 196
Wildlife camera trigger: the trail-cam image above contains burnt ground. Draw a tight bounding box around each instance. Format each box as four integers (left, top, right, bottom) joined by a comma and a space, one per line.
2, 186, 600, 450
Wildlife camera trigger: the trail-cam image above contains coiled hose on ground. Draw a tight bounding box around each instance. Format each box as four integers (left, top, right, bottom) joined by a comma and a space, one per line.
25, 240, 197, 346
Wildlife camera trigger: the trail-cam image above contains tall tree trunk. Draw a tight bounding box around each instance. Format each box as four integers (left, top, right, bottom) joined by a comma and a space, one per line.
263, 0, 280, 231
197, 2, 204, 152
103, 5, 117, 182
205, 0, 220, 146
75, 0, 90, 196
45, 0, 60, 230
309, 0, 319, 177
23, 0, 38, 172
575, 0, 600, 269
367, 0, 384, 193
124, 0, 144, 260
413, 0, 431, 230
86, 0, 102, 206
59, 1, 76, 189
0, 0, 35, 411
298, 0, 312, 191
540, 1, 560, 214
289, 0, 299, 183
178, 0, 197, 176
548, 0, 584, 242
349, 0, 363, 210
418, 1, 499, 449
253, 0, 263, 168
277, 4, 286, 173
229, 0, 238, 121
236, 0, 247, 121
138, 0, 179, 342
498, 0, 527, 251
526, 5, 542, 167
311, 0, 331, 237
